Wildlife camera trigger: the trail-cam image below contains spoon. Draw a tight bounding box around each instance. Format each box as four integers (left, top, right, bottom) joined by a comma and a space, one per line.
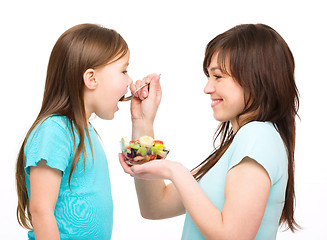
119, 74, 160, 102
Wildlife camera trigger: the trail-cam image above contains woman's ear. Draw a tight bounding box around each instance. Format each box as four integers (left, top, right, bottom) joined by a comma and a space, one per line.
83, 69, 97, 90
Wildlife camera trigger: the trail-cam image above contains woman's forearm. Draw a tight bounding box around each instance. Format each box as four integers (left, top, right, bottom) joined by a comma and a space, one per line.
134, 178, 168, 219
132, 120, 168, 218
31, 211, 60, 240
170, 163, 225, 240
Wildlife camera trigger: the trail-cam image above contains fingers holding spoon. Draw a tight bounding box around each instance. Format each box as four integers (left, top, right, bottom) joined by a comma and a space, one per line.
119, 74, 160, 102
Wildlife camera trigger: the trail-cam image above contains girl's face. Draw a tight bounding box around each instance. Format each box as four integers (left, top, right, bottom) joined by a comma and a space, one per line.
88, 52, 132, 120
204, 52, 245, 132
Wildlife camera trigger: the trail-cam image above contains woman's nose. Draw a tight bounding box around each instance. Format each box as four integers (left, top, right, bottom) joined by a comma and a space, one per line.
128, 75, 133, 85
204, 79, 215, 94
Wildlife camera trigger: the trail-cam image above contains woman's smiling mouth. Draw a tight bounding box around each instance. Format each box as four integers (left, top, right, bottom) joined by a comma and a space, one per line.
211, 98, 223, 108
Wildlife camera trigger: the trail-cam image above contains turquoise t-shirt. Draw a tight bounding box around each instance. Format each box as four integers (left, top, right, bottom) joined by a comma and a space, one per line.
182, 121, 288, 240
24, 116, 113, 240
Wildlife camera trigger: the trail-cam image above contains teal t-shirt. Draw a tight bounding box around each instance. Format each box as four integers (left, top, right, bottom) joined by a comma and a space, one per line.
24, 116, 113, 240
182, 121, 288, 240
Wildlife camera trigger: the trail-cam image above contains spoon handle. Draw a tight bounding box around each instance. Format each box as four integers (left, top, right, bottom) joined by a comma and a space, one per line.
121, 82, 150, 101
119, 74, 161, 102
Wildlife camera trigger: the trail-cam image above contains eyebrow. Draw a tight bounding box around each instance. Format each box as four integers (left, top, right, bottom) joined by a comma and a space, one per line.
209, 67, 221, 72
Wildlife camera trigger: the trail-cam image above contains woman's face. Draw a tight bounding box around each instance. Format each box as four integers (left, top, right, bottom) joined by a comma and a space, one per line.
204, 52, 245, 132
90, 52, 132, 120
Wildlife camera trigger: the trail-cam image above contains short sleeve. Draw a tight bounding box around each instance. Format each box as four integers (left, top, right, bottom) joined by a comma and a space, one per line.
24, 117, 73, 176
228, 122, 288, 185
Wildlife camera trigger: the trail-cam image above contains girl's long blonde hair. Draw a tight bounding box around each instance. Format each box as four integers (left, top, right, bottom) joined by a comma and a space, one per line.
193, 24, 300, 231
16, 23, 128, 229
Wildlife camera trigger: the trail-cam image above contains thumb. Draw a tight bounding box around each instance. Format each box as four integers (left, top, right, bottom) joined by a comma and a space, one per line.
131, 164, 143, 175
148, 75, 162, 99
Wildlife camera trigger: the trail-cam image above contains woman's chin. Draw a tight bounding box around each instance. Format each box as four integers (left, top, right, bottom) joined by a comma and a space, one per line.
213, 113, 228, 122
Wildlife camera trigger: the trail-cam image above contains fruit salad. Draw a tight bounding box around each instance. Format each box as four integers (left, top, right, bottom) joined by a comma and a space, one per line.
120, 136, 169, 165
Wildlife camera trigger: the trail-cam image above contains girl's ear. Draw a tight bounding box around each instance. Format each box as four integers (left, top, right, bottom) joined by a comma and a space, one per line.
83, 69, 97, 90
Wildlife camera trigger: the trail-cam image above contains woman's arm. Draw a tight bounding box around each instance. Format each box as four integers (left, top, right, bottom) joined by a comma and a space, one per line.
125, 157, 271, 240
130, 120, 185, 219
30, 160, 62, 240
126, 74, 186, 218
120, 153, 185, 219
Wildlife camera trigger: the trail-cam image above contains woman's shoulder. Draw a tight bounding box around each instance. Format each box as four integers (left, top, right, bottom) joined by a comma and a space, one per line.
233, 121, 286, 155
236, 121, 279, 141
239, 121, 275, 132
230, 121, 288, 183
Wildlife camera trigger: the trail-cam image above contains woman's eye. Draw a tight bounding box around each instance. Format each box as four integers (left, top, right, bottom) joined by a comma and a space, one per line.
214, 75, 222, 79
122, 70, 128, 74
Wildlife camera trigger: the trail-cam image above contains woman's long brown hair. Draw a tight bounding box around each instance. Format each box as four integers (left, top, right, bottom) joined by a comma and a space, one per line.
193, 24, 300, 231
16, 24, 128, 229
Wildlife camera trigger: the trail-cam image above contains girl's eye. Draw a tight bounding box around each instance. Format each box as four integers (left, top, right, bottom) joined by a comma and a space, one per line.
122, 70, 128, 74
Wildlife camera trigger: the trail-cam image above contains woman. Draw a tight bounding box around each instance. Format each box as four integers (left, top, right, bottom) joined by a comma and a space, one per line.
120, 23, 300, 239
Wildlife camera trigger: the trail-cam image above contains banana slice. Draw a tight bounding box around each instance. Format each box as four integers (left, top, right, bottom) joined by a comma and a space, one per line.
133, 156, 144, 162
139, 136, 154, 147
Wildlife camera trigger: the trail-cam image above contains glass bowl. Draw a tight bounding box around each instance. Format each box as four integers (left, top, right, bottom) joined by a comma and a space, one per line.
120, 136, 169, 166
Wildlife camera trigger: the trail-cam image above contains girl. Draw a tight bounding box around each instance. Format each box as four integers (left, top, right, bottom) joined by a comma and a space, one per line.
120, 23, 300, 239
15, 23, 158, 239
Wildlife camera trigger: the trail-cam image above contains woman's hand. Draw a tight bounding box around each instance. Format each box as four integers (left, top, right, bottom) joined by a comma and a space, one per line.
119, 153, 183, 181
130, 73, 161, 125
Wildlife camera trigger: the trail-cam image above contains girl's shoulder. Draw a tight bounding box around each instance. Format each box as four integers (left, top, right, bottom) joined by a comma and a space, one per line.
24, 115, 74, 174
28, 115, 72, 143
42, 114, 70, 128
36, 115, 71, 133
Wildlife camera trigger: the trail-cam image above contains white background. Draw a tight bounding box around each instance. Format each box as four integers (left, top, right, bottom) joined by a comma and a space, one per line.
1, 0, 326, 239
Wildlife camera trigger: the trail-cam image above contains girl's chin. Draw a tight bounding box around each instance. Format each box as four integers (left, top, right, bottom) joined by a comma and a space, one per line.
96, 111, 115, 121
105, 107, 119, 120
